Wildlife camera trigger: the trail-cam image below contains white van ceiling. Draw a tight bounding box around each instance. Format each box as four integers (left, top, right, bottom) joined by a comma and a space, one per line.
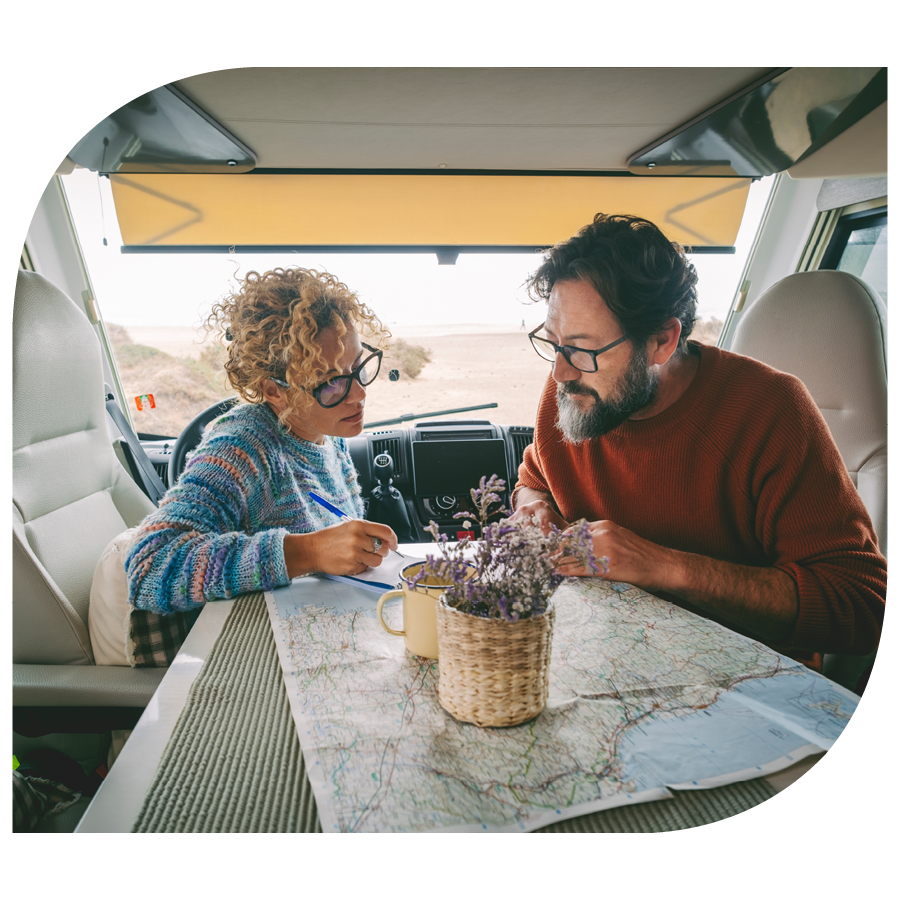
787, 101, 887, 179
173, 67, 775, 171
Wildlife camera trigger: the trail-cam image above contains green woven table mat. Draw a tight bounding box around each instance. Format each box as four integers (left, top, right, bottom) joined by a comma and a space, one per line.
133, 593, 775, 833
535, 778, 775, 833
133, 593, 321, 833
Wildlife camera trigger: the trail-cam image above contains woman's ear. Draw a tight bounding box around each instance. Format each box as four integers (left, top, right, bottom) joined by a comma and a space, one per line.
261, 379, 287, 414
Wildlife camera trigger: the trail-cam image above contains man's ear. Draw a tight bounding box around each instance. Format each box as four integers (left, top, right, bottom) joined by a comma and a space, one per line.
647, 318, 683, 367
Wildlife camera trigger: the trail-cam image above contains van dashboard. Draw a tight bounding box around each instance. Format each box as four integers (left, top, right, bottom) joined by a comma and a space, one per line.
142, 421, 534, 543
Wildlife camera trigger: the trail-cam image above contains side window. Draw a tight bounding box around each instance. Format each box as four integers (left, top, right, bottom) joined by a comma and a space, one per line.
820, 208, 887, 305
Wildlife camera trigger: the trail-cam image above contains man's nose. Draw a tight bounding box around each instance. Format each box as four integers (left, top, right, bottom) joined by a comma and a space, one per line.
551, 351, 580, 384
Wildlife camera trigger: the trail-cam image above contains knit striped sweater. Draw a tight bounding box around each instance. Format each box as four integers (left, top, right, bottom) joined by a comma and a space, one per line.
516, 342, 886, 662
126, 402, 363, 614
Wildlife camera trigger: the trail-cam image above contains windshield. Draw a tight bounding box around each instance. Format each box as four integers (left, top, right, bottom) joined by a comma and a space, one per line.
61, 170, 774, 438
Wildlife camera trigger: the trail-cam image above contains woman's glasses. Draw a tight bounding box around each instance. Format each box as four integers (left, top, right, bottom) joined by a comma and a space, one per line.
272, 343, 383, 408
528, 326, 627, 373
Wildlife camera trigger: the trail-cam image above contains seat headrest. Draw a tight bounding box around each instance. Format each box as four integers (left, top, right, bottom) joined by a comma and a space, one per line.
731, 270, 888, 553
731, 270, 886, 473
13, 270, 107, 453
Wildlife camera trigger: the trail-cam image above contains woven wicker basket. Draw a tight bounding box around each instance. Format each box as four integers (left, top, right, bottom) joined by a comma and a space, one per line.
435, 596, 555, 727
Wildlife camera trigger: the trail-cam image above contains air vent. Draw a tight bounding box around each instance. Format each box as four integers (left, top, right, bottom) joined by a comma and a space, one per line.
508, 428, 534, 467
420, 429, 493, 441
372, 437, 403, 480
152, 462, 169, 484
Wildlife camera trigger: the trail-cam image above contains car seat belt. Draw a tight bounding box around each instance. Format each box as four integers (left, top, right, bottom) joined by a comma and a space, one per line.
104, 390, 167, 505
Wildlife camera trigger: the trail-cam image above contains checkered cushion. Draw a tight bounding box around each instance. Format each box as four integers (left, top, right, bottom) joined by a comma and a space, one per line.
90, 526, 201, 666
12, 771, 82, 832
13, 771, 44, 832
129, 608, 201, 667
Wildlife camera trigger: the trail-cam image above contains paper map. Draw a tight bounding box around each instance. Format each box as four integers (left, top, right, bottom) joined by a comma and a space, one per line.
265, 576, 857, 832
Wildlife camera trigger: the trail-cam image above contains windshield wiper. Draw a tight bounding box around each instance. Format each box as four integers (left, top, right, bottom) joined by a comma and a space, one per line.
365, 403, 498, 429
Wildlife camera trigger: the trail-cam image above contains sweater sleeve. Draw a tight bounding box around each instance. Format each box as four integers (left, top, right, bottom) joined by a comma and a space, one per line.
335, 437, 365, 519
517, 444, 552, 496
125, 428, 290, 614
750, 376, 886, 655
515, 376, 556, 498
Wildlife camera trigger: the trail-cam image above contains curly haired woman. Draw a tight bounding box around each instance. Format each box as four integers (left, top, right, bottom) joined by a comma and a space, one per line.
125, 267, 398, 615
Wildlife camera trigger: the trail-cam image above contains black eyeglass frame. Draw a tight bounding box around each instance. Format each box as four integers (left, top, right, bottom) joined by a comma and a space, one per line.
271, 342, 383, 408
528, 326, 628, 373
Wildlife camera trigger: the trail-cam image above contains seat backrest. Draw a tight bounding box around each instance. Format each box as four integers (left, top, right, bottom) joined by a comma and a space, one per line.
13, 270, 156, 665
730, 270, 887, 554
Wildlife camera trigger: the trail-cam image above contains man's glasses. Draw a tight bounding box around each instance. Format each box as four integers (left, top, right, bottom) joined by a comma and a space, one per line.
528, 326, 627, 373
272, 343, 383, 408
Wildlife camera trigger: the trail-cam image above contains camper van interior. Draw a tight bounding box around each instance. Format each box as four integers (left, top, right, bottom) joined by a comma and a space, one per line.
12, 67, 887, 835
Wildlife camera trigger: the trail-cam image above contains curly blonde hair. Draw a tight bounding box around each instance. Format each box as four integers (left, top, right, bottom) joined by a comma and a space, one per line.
206, 267, 387, 424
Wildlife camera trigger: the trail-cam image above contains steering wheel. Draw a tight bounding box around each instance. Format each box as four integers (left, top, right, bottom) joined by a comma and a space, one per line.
168, 397, 240, 487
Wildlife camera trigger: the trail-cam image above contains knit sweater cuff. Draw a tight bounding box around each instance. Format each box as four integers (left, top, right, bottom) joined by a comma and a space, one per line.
269, 527, 290, 587
779, 560, 884, 655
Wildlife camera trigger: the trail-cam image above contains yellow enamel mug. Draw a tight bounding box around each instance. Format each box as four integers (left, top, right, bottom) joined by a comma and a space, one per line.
376, 561, 474, 659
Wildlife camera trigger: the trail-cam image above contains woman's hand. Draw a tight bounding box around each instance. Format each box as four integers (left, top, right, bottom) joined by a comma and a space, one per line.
283, 520, 399, 578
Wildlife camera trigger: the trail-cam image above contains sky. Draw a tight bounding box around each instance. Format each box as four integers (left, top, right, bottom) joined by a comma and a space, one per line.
61, 167, 775, 331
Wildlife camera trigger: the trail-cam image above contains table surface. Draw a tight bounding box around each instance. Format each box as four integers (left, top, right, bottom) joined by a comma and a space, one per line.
75, 546, 827, 833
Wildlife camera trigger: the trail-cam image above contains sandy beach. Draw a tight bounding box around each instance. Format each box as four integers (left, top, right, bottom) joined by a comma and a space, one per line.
367, 331, 548, 428
125, 325, 549, 429
120, 319, 723, 435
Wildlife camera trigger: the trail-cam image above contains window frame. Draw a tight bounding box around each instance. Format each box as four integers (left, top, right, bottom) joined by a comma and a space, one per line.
818, 205, 887, 272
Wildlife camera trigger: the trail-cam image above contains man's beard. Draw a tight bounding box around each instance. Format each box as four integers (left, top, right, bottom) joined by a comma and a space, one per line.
555, 343, 659, 443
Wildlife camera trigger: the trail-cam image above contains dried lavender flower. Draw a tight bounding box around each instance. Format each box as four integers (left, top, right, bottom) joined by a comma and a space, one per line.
421, 475, 606, 621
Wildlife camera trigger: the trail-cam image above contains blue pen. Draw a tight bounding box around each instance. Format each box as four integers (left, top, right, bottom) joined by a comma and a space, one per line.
308, 491, 404, 557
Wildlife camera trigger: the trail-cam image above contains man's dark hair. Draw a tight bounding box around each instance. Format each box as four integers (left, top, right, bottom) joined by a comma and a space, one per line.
527, 213, 699, 353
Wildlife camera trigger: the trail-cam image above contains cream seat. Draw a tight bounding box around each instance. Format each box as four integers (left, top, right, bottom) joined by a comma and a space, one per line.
730, 269, 887, 690
13, 270, 166, 724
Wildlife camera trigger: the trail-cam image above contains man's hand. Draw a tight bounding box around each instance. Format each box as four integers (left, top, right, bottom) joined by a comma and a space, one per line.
283, 520, 398, 579
555, 518, 800, 645
508, 499, 570, 535
512, 488, 800, 644
554, 519, 668, 587
509, 487, 570, 535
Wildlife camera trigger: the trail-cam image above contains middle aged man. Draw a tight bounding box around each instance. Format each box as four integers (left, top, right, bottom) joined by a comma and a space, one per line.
511, 213, 885, 672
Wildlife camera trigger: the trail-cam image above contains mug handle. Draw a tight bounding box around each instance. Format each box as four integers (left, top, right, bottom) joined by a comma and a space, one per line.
376, 590, 405, 636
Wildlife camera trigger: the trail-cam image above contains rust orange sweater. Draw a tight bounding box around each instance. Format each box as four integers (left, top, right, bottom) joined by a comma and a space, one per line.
516, 343, 886, 662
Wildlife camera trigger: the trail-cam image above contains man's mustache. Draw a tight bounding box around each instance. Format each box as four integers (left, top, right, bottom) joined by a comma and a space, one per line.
558, 382, 600, 401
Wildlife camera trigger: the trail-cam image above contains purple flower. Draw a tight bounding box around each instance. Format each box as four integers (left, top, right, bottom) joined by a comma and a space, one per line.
420, 474, 603, 621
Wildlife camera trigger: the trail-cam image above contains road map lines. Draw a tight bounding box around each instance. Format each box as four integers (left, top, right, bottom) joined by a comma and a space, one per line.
266, 576, 858, 832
